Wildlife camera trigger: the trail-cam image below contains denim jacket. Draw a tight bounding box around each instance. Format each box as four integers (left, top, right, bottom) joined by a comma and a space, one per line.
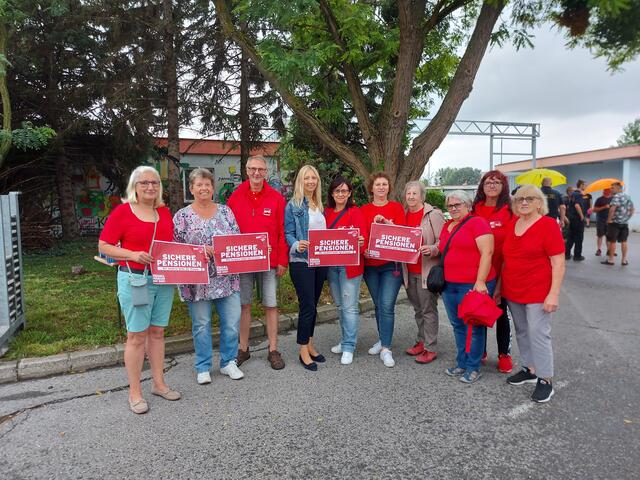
284, 198, 309, 262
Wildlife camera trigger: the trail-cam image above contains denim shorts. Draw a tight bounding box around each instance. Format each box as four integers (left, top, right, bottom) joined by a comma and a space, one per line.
117, 271, 175, 332
239, 269, 278, 307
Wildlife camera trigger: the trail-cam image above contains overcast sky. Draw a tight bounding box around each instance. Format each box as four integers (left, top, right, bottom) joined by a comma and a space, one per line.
423, 23, 640, 179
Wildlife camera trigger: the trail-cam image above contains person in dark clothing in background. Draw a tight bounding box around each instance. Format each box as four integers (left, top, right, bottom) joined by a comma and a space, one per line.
565, 180, 586, 261
593, 188, 612, 256
540, 177, 566, 226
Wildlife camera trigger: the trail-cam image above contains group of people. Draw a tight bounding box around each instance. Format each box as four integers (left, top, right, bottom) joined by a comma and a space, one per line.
99, 158, 573, 414
547, 179, 635, 265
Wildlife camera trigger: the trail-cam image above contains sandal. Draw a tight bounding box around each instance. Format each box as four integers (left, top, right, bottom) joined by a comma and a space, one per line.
600, 260, 615, 265
129, 398, 149, 414
622, 260, 629, 266
151, 386, 182, 401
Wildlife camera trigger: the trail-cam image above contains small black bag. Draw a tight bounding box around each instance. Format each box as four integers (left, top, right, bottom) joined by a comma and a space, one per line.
427, 216, 472, 294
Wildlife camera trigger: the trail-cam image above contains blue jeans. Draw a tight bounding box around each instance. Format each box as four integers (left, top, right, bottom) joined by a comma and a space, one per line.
187, 292, 241, 373
327, 267, 362, 353
442, 280, 496, 372
363, 263, 403, 348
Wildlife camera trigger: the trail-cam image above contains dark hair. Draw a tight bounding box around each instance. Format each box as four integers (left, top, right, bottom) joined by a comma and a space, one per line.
577, 179, 585, 188
366, 172, 392, 196
472, 170, 512, 214
327, 176, 355, 209
611, 181, 622, 188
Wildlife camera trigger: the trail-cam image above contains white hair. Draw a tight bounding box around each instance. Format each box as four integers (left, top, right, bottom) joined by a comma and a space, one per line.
445, 190, 473, 209
123, 165, 164, 208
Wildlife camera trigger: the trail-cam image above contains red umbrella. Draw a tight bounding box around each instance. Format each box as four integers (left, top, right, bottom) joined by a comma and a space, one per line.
458, 290, 503, 352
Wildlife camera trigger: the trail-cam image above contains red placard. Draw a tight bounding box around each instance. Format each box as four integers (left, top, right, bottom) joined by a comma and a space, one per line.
308, 228, 360, 267
212, 233, 270, 275
367, 223, 422, 263
150, 241, 209, 284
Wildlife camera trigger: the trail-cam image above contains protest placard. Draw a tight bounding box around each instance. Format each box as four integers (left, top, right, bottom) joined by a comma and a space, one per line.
212, 233, 270, 275
308, 228, 360, 267
150, 241, 209, 284
366, 224, 422, 263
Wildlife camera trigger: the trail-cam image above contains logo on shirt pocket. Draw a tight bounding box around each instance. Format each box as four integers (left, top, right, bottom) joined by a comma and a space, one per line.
263, 208, 271, 216
490, 221, 502, 228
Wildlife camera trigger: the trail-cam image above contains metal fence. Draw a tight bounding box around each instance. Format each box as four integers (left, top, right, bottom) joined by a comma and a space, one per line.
0, 192, 25, 354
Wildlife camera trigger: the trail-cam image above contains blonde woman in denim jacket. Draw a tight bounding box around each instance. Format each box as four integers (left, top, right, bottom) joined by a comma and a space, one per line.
284, 165, 328, 371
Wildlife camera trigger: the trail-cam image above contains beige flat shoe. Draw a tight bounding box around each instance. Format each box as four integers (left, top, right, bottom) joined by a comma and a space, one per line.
129, 398, 149, 414
151, 387, 182, 401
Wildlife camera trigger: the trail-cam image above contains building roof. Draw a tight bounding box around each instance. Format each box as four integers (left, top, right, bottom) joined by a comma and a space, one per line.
155, 138, 279, 156
496, 145, 640, 173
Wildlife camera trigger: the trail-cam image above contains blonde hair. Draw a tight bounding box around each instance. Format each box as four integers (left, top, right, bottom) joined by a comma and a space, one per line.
292, 165, 323, 211
512, 184, 548, 215
123, 165, 164, 208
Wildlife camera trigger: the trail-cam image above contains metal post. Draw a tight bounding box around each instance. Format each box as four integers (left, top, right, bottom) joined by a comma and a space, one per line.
489, 123, 494, 171
531, 124, 537, 169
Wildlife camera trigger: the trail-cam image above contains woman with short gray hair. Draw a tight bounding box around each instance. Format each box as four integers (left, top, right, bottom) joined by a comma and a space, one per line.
439, 189, 496, 384
174, 167, 245, 385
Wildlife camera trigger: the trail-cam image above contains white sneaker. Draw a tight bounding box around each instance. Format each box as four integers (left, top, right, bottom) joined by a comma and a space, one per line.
341, 352, 353, 365
380, 349, 395, 368
331, 344, 343, 354
368, 340, 382, 355
220, 360, 245, 380
197, 371, 211, 385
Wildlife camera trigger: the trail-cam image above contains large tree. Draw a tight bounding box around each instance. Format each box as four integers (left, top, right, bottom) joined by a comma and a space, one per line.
617, 118, 640, 146
213, 0, 638, 197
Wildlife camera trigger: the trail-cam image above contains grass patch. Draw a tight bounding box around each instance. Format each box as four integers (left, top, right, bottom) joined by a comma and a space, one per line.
2, 239, 325, 360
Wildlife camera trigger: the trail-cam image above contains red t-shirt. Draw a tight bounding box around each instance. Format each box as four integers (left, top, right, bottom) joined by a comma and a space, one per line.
406, 208, 424, 275
473, 202, 513, 274
324, 206, 368, 278
438, 214, 496, 284
501, 215, 565, 304
360, 201, 406, 267
99, 203, 174, 270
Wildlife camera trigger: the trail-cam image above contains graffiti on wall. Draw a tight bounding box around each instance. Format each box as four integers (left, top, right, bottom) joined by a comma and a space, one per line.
73, 166, 121, 235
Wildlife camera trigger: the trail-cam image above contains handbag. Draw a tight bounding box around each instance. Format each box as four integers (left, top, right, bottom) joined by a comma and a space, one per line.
426, 216, 472, 294
126, 211, 158, 306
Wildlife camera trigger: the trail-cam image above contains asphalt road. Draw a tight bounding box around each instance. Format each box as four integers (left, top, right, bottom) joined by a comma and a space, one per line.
1, 229, 638, 479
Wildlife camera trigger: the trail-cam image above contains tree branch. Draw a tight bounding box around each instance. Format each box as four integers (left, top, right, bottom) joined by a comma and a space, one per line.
213, 0, 370, 180
317, 0, 383, 165
401, 1, 505, 188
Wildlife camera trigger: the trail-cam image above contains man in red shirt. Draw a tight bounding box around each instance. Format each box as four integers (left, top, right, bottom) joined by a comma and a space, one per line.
227, 155, 289, 370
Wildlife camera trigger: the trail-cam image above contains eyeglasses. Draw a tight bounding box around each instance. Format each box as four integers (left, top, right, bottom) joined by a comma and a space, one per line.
484, 181, 502, 187
137, 180, 160, 188
247, 167, 267, 173
446, 203, 465, 210
333, 189, 350, 195
514, 196, 539, 204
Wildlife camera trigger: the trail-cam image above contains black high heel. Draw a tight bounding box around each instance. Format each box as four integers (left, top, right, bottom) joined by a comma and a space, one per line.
310, 353, 326, 363
299, 355, 318, 371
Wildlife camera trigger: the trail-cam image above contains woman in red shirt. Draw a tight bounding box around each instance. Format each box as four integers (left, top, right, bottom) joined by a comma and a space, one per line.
360, 172, 406, 368
472, 170, 514, 373
99, 166, 181, 414
402, 180, 445, 364
440, 190, 496, 384
325, 176, 367, 365
501, 185, 565, 403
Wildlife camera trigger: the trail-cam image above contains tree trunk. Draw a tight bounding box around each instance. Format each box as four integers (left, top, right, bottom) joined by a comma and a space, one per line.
239, 29, 250, 182
0, 23, 12, 168
54, 143, 79, 239
163, 0, 183, 212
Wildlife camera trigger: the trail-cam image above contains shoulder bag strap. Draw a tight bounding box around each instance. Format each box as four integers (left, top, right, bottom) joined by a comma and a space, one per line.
328, 207, 349, 229
440, 215, 472, 262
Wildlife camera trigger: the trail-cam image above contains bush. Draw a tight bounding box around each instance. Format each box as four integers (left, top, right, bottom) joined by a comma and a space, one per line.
425, 189, 446, 210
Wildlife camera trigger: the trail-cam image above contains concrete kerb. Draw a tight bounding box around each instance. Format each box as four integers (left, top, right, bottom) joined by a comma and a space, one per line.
0, 291, 408, 384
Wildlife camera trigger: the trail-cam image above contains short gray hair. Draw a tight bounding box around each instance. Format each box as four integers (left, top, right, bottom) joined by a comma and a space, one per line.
445, 190, 473, 209
189, 167, 214, 187
403, 180, 426, 200
123, 165, 164, 208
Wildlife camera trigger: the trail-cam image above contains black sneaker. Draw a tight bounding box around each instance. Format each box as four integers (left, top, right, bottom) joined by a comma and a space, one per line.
573, 256, 585, 261
507, 368, 537, 385
565, 254, 572, 260
531, 378, 554, 403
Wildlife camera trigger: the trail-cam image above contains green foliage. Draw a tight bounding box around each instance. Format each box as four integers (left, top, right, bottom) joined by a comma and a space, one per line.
434, 166, 483, 186
617, 117, 640, 146
4, 122, 56, 151
425, 189, 446, 211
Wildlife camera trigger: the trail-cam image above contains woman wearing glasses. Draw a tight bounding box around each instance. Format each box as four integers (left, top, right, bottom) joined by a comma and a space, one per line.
439, 190, 496, 384
99, 166, 181, 414
472, 171, 514, 374
501, 185, 565, 403
325, 177, 367, 365
360, 172, 406, 368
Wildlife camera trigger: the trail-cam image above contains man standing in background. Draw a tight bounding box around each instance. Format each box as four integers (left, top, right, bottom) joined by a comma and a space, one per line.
602, 182, 635, 267
565, 180, 587, 261
541, 177, 566, 226
592, 188, 612, 256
